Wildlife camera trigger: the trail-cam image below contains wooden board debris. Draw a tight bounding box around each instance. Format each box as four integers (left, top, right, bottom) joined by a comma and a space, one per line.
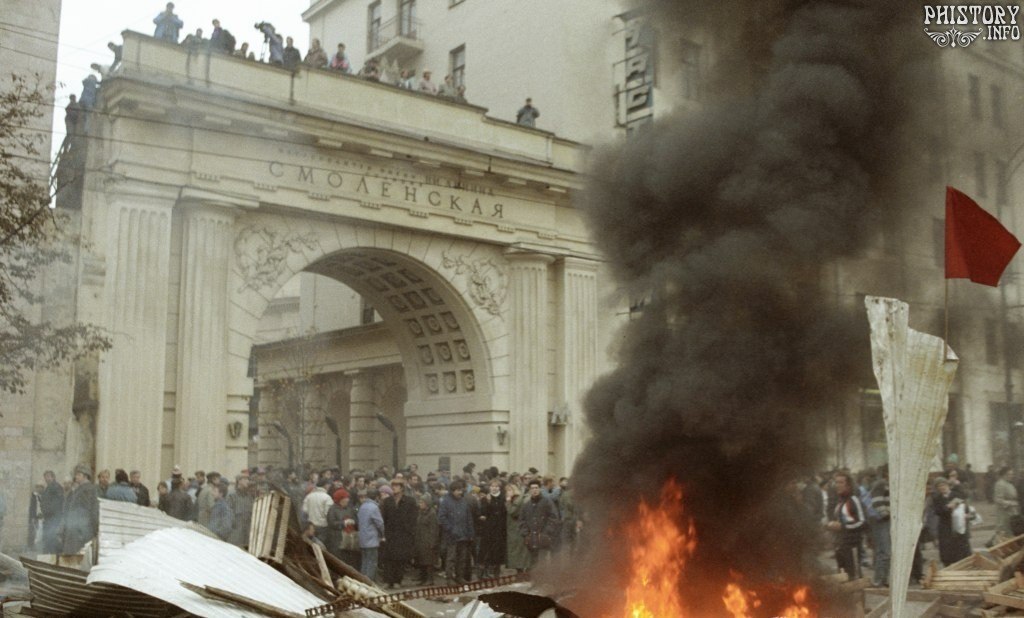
926, 554, 1004, 591
249, 491, 290, 564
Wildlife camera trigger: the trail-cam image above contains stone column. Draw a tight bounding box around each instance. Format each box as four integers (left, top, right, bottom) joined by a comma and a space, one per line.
96, 199, 173, 486
175, 204, 235, 474
347, 370, 379, 471
559, 258, 600, 474
505, 251, 554, 472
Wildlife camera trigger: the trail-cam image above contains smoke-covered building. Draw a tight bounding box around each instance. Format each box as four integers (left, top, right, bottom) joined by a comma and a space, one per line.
299, 0, 1024, 473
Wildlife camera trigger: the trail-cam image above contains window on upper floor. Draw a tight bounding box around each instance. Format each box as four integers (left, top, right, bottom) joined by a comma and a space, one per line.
991, 83, 1004, 127
974, 151, 987, 198
968, 74, 981, 119
450, 45, 466, 90
399, 0, 417, 37
368, 1, 382, 52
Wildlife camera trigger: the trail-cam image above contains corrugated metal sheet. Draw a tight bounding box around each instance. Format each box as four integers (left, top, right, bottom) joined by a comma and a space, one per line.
98, 498, 216, 559
87, 527, 376, 618
21, 557, 176, 617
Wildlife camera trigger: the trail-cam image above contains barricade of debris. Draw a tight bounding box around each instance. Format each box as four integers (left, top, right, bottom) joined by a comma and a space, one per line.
860, 533, 1024, 617
10, 492, 432, 617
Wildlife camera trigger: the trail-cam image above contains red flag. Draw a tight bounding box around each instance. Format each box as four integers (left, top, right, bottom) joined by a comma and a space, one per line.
945, 186, 1020, 287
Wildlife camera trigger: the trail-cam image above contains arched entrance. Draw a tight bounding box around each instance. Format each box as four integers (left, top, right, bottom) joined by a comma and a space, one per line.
235, 224, 505, 476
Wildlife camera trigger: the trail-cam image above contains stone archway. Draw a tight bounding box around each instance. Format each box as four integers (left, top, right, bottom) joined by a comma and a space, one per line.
304, 247, 492, 407
229, 215, 511, 474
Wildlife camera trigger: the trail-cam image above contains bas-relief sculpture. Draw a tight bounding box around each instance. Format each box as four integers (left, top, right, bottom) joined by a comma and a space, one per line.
233, 225, 318, 293
440, 251, 509, 318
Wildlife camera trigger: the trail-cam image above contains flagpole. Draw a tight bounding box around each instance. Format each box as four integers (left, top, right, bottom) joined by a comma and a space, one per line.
945, 278, 950, 347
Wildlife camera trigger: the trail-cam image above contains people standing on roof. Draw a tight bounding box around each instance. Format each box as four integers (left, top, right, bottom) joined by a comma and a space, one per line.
283, 36, 302, 71
153, 2, 184, 43
330, 43, 351, 73
516, 98, 540, 127
304, 38, 328, 68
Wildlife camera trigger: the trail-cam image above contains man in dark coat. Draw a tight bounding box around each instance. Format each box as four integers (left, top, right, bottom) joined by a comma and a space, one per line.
227, 475, 256, 547
39, 470, 65, 553
166, 477, 193, 521
518, 479, 559, 570
61, 465, 99, 555
282, 36, 302, 71
438, 479, 475, 584
414, 495, 439, 585
129, 470, 151, 507
476, 479, 507, 578
381, 479, 418, 588
933, 477, 972, 566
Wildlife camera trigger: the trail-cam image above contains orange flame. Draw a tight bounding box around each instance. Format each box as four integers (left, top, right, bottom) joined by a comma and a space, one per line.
723, 583, 760, 617
778, 587, 812, 618
609, 480, 816, 617
616, 479, 694, 618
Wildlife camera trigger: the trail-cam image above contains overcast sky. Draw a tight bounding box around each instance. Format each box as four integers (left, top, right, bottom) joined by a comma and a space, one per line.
54, 1, 310, 141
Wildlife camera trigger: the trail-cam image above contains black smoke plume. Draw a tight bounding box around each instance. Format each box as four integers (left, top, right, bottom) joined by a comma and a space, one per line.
567, 0, 926, 614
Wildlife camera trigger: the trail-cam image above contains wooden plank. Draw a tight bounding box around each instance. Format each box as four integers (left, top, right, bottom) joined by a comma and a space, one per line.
310, 543, 334, 589
180, 582, 305, 618
273, 495, 291, 563
990, 534, 1024, 560
983, 589, 1024, 611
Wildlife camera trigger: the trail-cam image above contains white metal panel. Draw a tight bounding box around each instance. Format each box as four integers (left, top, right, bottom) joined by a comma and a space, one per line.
98, 498, 218, 560
87, 527, 376, 618
866, 296, 959, 618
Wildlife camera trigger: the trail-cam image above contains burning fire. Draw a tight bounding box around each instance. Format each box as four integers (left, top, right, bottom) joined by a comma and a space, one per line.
612, 479, 814, 617
620, 479, 694, 618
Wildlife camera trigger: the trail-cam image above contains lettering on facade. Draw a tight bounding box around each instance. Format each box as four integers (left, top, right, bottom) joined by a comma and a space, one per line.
615, 11, 655, 132
266, 157, 506, 218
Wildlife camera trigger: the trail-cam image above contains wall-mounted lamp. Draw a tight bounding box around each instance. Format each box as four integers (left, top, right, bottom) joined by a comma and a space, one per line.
496, 425, 508, 446
228, 421, 243, 439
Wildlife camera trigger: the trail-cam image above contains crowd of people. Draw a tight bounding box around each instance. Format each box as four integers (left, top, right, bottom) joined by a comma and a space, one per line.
807, 456, 1024, 588
26, 460, 579, 588
64, 3, 545, 147
150, 3, 476, 106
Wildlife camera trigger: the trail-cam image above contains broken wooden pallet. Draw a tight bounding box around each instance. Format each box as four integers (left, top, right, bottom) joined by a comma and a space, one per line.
249, 491, 290, 564
983, 578, 1024, 613
983, 534, 1024, 583
926, 554, 1004, 591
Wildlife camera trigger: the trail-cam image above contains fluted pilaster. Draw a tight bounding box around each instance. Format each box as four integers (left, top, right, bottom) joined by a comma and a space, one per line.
560, 257, 599, 473
97, 200, 172, 485
506, 251, 554, 472
175, 205, 235, 473
347, 371, 379, 471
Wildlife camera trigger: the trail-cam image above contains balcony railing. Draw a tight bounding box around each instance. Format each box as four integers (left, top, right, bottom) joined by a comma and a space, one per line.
367, 15, 422, 57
